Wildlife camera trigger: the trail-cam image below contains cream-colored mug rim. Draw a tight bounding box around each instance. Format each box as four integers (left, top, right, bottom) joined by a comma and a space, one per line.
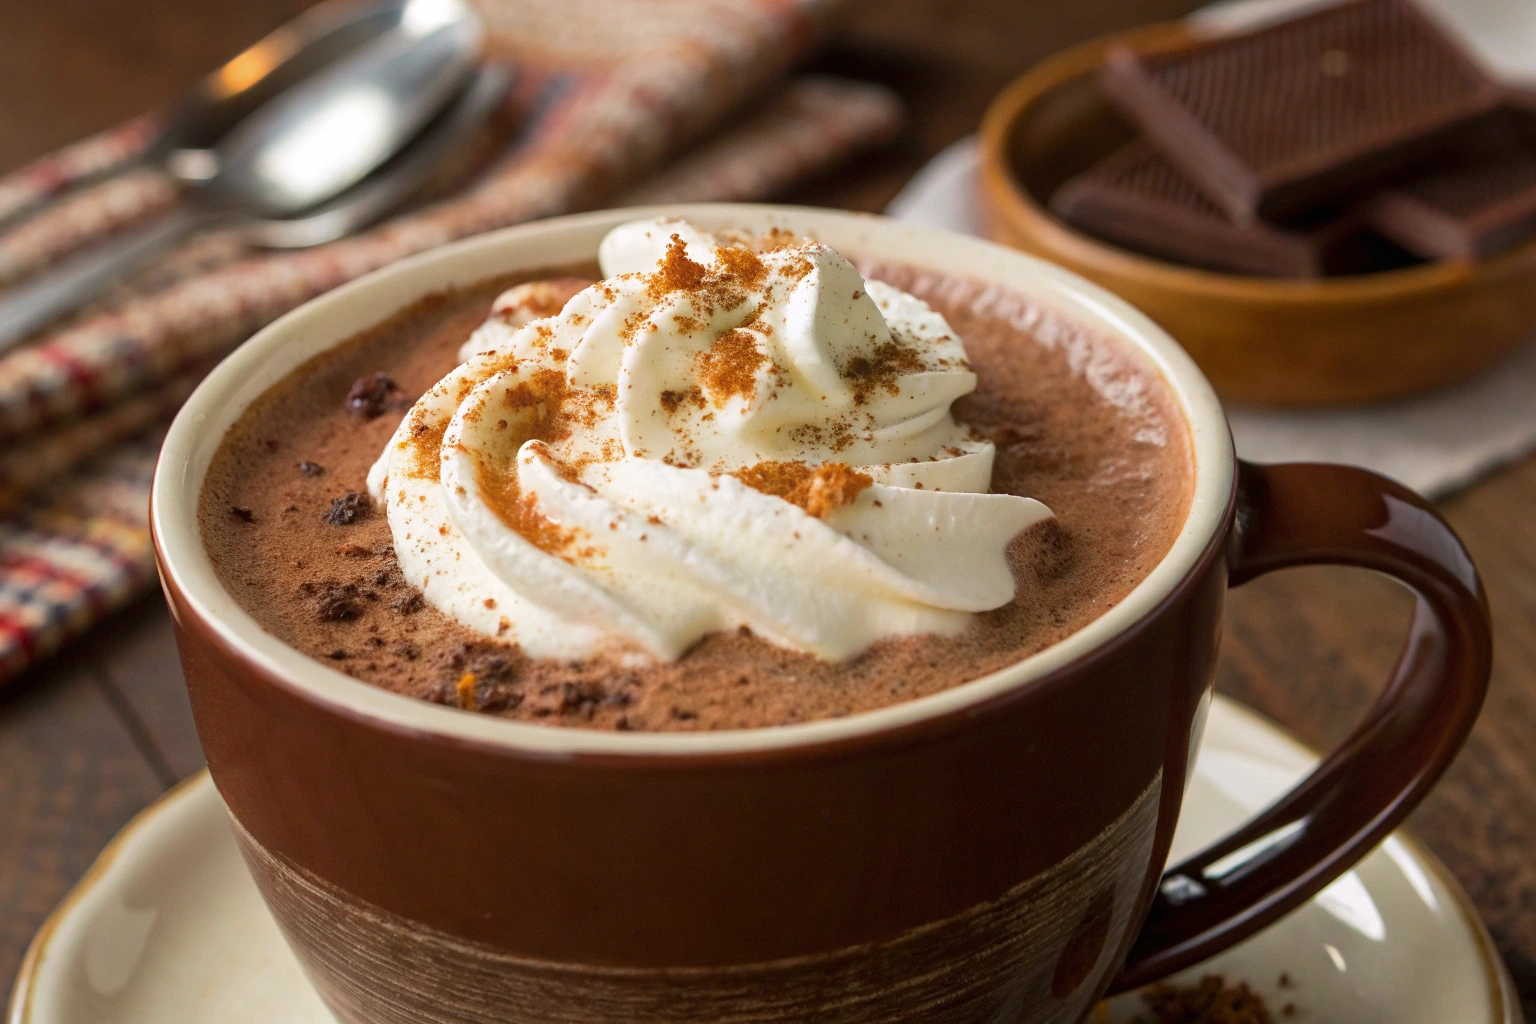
151, 203, 1235, 756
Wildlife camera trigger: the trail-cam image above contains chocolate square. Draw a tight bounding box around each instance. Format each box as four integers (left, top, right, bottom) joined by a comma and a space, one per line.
1050, 141, 1364, 277
1365, 109, 1536, 260
1099, 0, 1506, 222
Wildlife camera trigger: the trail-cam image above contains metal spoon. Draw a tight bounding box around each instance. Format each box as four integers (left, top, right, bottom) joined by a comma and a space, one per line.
0, 0, 483, 351
247, 64, 509, 250
0, 0, 415, 234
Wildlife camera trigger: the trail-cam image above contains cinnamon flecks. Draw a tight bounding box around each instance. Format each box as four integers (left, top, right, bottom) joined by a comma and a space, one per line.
501, 367, 574, 443
714, 226, 805, 254
714, 244, 769, 289
695, 330, 765, 407
346, 371, 400, 419
229, 506, 255, 523
432, 645, 529, 712
402, 407, 446, 480
475, 450, 593, 562
322, 491, 372, 526
733, 461, 873, 518
297, 460, 325, 477
842, 341, 928, 405
660, 386, 705, 414
646, 234, 709, 301
642, 233, 756, 318
455, 672, 477, 710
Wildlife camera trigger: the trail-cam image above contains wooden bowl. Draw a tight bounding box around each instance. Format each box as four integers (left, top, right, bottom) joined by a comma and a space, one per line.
978, 21, 1536, 407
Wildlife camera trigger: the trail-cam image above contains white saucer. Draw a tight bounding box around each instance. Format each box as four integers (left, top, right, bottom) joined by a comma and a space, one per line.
7, 696, 1521, 1024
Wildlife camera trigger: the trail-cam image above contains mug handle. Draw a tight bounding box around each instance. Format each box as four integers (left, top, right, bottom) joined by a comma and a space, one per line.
1111, 461, 1493, 991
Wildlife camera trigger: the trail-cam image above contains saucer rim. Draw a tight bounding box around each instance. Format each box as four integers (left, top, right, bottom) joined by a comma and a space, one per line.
6, 696, 1521, 1024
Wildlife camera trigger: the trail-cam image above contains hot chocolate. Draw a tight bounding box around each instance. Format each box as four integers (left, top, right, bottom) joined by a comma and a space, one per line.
200, 220, 1193, 731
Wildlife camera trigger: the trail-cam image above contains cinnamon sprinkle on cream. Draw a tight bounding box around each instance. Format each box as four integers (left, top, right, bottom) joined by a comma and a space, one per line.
401, 407, 446, 480
695, 330, 766, 407
843, 340, 929, 405
474, 451, 595, 562
646, 234, 709, 300
733, 461, 873, 518
714, 244, 769, 289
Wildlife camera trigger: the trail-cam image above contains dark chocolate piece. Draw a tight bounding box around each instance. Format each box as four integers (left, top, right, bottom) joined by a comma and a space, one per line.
322, 491, 372, 526
1050, 141, 1361, 277
1365, 111, 1536, 259
346, 371, 399, 418
1099, 0, 1505, 223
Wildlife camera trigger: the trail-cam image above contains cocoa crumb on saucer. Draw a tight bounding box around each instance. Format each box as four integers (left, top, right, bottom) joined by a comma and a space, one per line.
346, 371, 400, 418
322, 492, 371, 526
1134, 974, 1276, 1024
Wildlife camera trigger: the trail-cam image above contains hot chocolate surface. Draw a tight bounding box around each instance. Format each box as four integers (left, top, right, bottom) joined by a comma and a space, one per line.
200, 259, 1193, 731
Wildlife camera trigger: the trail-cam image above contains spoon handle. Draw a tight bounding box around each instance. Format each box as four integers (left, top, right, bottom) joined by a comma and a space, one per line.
0, 204, 208, 354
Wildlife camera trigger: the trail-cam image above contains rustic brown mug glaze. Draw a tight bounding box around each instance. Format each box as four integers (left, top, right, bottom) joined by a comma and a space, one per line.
150, 205, 1492, 1024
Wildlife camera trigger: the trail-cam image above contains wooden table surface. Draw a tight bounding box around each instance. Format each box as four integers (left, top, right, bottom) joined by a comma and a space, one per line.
2, 0, 1534, 1018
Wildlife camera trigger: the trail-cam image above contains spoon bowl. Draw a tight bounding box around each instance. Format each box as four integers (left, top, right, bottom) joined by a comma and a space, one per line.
0, 0, 485, 350
202, 0, 483, 216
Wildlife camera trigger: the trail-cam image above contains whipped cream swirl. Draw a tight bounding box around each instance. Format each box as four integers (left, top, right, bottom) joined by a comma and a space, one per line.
368, 219, 1052, 661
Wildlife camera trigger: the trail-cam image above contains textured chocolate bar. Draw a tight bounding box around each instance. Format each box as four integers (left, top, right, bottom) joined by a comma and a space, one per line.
1365, 111, 1536, 260
1099, 0, 1506, 223
1050, 142, 1362, 277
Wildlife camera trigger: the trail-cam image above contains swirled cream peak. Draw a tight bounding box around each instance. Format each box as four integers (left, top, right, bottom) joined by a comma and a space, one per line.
368, 218, 1053, 661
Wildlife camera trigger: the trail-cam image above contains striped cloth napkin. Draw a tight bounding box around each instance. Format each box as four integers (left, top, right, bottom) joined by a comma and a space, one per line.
0, 0, 903, 685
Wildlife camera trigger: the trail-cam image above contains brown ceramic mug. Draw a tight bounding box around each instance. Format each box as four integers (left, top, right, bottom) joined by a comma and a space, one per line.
150, 205, 1493, 1024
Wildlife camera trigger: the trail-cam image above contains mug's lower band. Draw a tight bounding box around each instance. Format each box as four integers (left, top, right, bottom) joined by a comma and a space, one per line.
233, 773, 1161, 1024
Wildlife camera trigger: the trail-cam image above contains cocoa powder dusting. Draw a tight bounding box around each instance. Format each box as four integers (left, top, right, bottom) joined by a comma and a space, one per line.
200, 262, 1193, 732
